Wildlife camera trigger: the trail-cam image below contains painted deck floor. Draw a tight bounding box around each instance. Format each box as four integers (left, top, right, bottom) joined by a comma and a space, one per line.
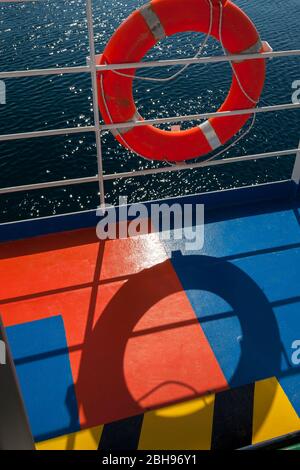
0, 199, 300, 450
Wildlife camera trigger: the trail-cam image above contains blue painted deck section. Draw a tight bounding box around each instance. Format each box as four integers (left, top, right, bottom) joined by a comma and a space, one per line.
6, 316, 80, 441
274, 302, 300, 415
165, 204, 300, 414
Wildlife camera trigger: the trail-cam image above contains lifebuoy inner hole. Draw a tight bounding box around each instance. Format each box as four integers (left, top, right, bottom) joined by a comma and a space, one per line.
132, 32, 233, 131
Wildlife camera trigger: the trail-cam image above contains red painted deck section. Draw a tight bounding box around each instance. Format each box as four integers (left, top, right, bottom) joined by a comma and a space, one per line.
0, 227, 227, 428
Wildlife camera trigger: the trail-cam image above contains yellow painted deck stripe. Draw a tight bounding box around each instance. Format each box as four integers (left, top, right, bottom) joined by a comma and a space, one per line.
138, 395, 215, 450
36, 377, 300, 450
252, 377, 300, 444
36, 425, 103, 450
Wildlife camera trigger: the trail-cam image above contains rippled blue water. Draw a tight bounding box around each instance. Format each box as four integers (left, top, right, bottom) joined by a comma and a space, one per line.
0, 0, 299, 221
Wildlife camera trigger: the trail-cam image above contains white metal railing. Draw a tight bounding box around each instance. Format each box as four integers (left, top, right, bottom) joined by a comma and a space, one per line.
1, 50, 300, 80
101, 103, 300, 132
0, 0, 300, 209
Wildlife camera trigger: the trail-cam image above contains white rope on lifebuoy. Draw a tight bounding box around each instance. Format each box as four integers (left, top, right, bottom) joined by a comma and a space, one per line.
99, 0, 259, 164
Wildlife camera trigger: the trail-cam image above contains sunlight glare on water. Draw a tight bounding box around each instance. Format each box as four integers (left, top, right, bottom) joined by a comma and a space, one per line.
0, 0, 299, 221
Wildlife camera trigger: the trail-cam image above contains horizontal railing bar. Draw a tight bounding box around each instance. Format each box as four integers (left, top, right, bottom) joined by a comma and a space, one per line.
101, 103, 300, 131
0, 50, 299, 80
0, 66, 90, 80
97, 50, 300, 72
0, 175, 98, 195
103, 148, 299, 180
0, 148, 296, 195
0, 126, 95, 142
0, 0, 41, 2
0, 104, 299, 142
0, 103, 299, 142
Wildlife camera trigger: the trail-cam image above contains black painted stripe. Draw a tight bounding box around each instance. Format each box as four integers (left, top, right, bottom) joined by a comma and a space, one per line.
211, 383, 255, 450
98, 414, 144, 451
239, 430, 300, 451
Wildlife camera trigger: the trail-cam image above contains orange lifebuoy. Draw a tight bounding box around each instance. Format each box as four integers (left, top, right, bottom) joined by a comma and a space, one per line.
97, 0, 266, 162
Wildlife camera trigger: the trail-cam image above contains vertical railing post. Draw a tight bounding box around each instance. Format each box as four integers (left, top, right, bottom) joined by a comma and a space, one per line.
292, 140, 300, 186
86, 0, 106, 209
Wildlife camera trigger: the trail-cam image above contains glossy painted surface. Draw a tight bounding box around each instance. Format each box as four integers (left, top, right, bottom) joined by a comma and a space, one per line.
0, 226, 226, 436
7, 316, 80, 441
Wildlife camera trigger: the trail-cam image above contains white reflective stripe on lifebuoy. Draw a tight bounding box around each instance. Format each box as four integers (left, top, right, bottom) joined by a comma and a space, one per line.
239, 37, 263, 55
228, 37, 263, 63
111, 111, 142, 137
199, 120, 222, 150
140, 3, 166, 41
